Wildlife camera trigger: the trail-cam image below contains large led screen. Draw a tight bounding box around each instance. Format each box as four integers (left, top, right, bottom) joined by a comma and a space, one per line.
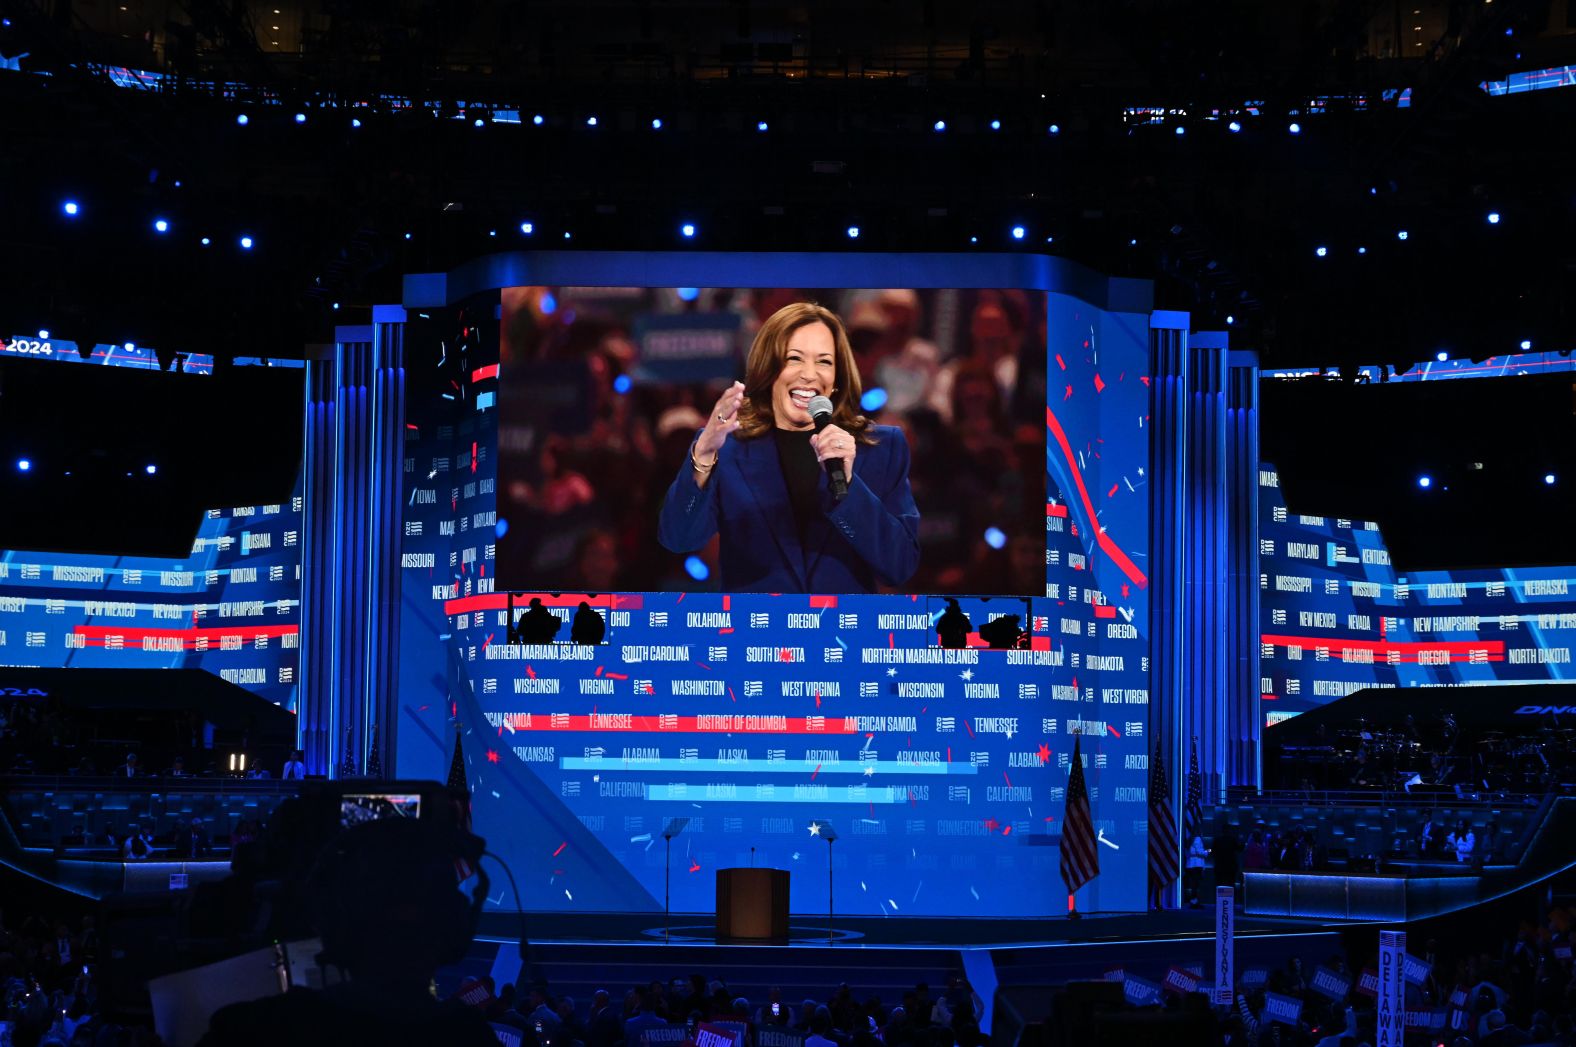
395, 281, 1153, 919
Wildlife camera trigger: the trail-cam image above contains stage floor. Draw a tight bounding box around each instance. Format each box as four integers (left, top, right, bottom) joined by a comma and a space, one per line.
456, 909, 1357, 1013
476, 906, 1355, 949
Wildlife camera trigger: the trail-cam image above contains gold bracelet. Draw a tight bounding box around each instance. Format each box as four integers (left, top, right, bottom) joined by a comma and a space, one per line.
691, 447, 717, 472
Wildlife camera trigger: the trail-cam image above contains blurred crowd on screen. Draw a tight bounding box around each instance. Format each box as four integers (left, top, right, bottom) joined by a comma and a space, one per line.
492, 286, 1048, 595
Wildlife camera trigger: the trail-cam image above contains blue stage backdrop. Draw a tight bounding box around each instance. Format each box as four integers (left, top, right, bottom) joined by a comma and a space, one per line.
0, 493, 303, 710
0, 340, 303, 709
1258, 463, 1575, 724
395, 283, 1152, 918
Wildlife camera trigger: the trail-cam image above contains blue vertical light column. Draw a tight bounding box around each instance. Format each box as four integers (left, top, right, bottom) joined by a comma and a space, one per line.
1185, 332, 1230, 800
296, 317, 406, 778
364, 307, 407, 775
298, 354, 339, 774
1150, 318, 1234, 806
1225, 351, 1262, 789
1148, 311, 1189, 888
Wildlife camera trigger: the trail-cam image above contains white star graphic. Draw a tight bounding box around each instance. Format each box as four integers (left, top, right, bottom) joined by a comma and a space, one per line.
886, 668, 898, 677
960, 669, 974, 681
807, 822, 821, 836
863, 765, 875, 777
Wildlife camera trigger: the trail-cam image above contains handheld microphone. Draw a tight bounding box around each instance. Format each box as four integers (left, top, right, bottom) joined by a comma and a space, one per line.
806, 395, 848, 501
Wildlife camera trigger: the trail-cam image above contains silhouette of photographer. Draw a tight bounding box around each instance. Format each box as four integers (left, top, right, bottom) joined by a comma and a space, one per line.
509, 596, 563, 645
936, 599, 972, 649
197, 815, 499, 1046
570, 601, 606, 645
977, 613, 1026, 650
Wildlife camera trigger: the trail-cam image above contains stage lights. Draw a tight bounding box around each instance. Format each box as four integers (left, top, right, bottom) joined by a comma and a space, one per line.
1228, 120, 1242, 132
293, 112, 306, 124
1397, 230, 1409, 241
684, 556, 710, 581
145, 464, 157, 475
1011, 226, 1026, 240
613, 375, 632, 395
1048, 124, 1060, 135
332, 302, 340, 311
861, 388, 888, 411
351, 118, 362, 129
1520, 340, 1532, 350
563, 231, 571, 240
16, 458, 31, 472
680, 223, 696, 239
990, 119, 1001, 130
1174, 125, 1186, 135
239, 236, 254, 249
651, 118, 663, 130
474, 117, 485, 128
200, 237, 211, 246
520, 222, 534, 235
37, 329, 48, 339
532, 114, 544, 126
984, 527, 1007, 550
1487, 211, 1501, 224
236, 114, 249, 126
153, 218, 169, 234
1436, 351, 1449, 362
1225, 315, 1235, 325
676, 288, 700, 302
123, 342, 135, 351
1357, 246, 1368, 255
1315, 246, 1327, 257
757, 120, 769, 132
403, 232, 412, 240
1288, 121, 1302, 134
1546, 474, 1557, 486
586, 115, 598, 127
1417, 475, 1432, 489
62, 201, 80, 217
495, 518, 510, 539
933, 120, 946, 132
846, 226, 860, 239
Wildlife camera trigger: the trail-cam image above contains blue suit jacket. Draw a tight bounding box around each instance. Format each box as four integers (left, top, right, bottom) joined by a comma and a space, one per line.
658, 424, 920, 593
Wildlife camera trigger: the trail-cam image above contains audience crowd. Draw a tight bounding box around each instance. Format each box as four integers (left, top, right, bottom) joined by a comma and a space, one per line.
6, 889, 1576, 1046
1271, 713, 1576, 795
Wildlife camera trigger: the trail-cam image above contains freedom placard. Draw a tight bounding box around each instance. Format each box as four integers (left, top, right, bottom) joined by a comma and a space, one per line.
1311, 966, 1352, 1000
1123, 975, 1162, 1006
1263, 992, 1303, 1026
1164, 966, 1201, 995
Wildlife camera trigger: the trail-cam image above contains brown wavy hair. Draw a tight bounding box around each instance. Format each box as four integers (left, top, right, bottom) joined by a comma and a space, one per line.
734, 302, 876, 445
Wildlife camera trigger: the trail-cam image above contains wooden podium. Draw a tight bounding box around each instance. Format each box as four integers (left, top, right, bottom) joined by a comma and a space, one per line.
715, 868, 789, 941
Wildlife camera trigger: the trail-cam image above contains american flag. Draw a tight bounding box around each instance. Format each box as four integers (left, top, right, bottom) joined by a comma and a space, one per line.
1147, 740, 1179, 903
1059, 733, 1099, 895
1183, 737, 1204, 844
447, 727, 477, 880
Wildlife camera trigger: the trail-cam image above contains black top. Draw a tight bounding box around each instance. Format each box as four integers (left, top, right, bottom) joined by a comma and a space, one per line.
772, 427, 822, 540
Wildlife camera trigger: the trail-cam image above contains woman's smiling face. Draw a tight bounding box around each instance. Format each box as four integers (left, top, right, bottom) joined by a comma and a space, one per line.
771, 321, 836, 430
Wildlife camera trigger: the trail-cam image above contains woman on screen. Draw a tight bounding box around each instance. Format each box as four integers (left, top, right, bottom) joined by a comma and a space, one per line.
658, 302, 920, 593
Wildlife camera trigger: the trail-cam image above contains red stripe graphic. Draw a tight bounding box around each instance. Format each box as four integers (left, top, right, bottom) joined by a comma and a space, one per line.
1045, 407, 1148, 589
1092, 605, 1117, 619
444, 592, 627, 615
1259, 634, 1504, 662
471, 364, 500, 383
72, 624, 298, 650
494, 714, 854, 735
